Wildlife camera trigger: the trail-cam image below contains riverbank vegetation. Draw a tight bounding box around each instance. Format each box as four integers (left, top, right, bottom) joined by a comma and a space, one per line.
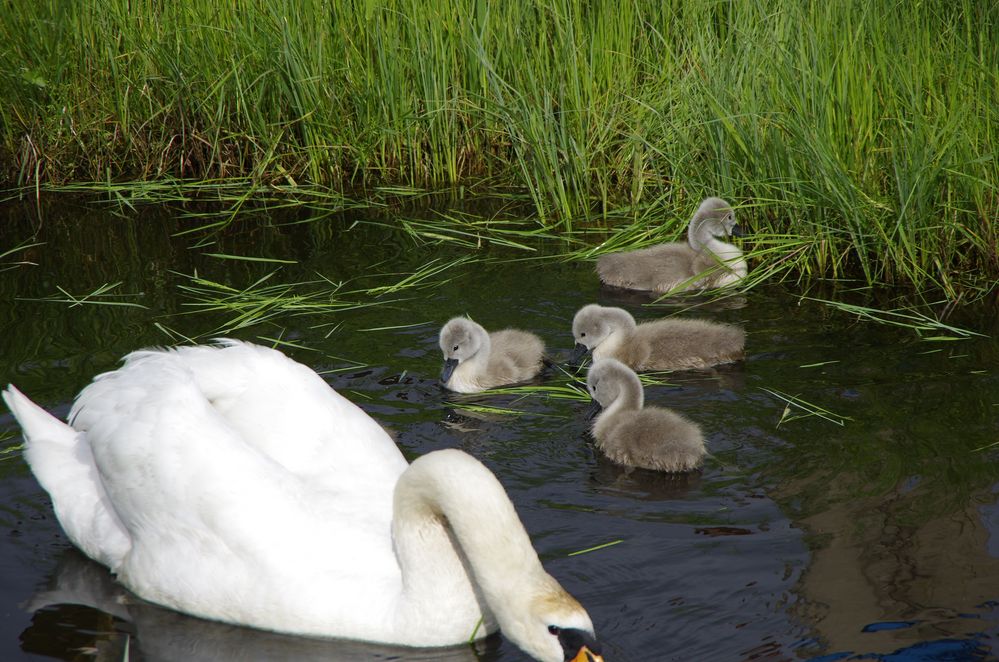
1, 0, 996, 298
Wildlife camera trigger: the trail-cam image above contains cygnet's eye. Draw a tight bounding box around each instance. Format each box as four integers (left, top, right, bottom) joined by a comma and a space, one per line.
580, 332, 586, 337
547, 625, 560, 635
452, 345, 458, 351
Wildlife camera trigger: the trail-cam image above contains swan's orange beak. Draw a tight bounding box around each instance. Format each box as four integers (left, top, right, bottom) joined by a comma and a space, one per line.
570, 646, 604, 662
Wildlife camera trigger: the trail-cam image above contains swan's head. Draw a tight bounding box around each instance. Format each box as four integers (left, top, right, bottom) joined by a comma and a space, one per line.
506, 577, 604, 662
586, 358, 643, 412
439, 317, 489, 383
688, 197, 740, 249
571, 305, 634, 363
396, 449, 604, 662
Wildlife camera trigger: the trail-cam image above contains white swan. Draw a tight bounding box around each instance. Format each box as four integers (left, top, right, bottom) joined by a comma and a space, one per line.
3, 341, 602, 662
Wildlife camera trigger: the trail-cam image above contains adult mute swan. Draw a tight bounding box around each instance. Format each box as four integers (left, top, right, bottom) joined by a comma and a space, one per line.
439, 317, 545, 393
596, 197, 747, 293
3, 341, 602, 662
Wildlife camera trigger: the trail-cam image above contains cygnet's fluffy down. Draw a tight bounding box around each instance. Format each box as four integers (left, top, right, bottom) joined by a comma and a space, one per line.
439, 317, 545, 393
571, 303, 744, 371
586, 358, 705, 472
596, 196, 747, 293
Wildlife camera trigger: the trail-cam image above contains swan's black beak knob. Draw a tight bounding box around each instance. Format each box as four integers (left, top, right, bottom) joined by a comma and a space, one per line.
557, 627, 604, 662
440, 358, 459, 384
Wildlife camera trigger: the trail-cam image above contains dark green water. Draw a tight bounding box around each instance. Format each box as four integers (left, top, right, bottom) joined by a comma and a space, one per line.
2, 200, 999, 661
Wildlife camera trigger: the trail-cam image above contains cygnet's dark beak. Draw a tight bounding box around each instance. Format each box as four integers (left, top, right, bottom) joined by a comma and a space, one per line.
730, 223, 744, 238
569, 342, 590, 365
558, 628, 604, 662
585, 399, 602, 421
440, 358, 459, 384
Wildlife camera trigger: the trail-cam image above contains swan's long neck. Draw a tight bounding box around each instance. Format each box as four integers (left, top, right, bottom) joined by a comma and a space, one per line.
451, 330, 492, 390
687, 216, 716, 251
610, 371, 644, 413
391, 450, 547, 642
704, 238, 747, 277
592, 308, 637, 360
593, 370, 644, 438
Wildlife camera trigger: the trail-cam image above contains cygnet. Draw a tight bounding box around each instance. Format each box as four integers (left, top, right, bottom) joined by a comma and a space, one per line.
596, 196, 747, 293
440, 317, 545, 393
586, 358, 706, 472
571, 303, 744, 370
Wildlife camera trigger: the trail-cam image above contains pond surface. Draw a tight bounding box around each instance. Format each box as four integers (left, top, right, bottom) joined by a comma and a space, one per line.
1, 200, 999, 661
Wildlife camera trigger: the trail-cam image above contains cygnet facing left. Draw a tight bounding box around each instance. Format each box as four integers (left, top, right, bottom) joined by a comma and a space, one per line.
439, 317, 545, 393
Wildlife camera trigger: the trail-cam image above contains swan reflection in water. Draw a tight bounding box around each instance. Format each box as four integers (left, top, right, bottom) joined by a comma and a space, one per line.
24, 550, 501, 662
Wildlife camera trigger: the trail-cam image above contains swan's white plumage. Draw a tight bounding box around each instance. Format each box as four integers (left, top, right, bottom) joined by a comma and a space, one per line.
3, 341, 597, 662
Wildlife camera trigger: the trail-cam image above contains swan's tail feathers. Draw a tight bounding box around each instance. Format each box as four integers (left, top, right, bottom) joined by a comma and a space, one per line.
2, 385, 131, 570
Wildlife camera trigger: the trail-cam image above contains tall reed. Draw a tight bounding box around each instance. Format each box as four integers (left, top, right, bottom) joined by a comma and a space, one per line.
1, 0, 996, 294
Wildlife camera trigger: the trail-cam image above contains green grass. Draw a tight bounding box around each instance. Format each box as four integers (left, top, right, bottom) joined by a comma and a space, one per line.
1, 0, 996, 297
171, 256, 472, 337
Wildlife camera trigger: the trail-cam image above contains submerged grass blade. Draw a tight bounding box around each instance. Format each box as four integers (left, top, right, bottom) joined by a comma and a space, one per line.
567, 539, 624, 557
762, 387, 852, 428
19, 282, 149, 309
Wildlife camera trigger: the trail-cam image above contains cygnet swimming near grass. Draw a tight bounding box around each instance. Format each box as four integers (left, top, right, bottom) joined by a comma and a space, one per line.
571, 303, 744, 371
596, 196, 747, 293
439, 317, 545, 393
586, 358, 706, 472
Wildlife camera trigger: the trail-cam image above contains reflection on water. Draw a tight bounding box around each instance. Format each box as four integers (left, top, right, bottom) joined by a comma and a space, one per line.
25, 551, 498, 661
2, 200, 999, 661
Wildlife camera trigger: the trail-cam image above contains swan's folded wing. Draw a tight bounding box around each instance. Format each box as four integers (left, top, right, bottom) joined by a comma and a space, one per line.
76, 360, 401, 626
129, 342, 409, 492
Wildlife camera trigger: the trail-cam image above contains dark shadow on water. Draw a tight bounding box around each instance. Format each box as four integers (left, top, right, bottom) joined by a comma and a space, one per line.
597, 282, 750, 313
588, 454, 703, 501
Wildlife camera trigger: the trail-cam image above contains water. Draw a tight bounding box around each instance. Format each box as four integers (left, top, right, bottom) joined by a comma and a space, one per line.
2, 200, 999, 661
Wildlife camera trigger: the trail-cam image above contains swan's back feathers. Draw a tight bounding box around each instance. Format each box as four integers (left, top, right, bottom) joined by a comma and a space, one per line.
489, 329, 545, 377
2, 385, 131, 568
596, 244, 698, 292
625, 318, 745, 370
72, 341, 407, 491
596, 407, 704, 472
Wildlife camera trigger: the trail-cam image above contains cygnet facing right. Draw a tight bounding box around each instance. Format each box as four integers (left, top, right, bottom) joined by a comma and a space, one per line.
586, 358, 705, 472
596, 196, 746, 293
571, 303, 744, 371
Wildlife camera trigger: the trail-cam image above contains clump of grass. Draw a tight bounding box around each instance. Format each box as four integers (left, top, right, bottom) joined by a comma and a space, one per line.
2, 0, 996, 297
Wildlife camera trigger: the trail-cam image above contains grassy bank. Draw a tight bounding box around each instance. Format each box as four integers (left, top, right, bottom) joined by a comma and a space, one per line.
1, 0, 997, 296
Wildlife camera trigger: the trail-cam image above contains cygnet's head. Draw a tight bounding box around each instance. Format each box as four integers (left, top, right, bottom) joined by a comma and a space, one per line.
688, 197, 740, 246
586, 358, 643, 411
570, 304, 634, 363
439, 317, 488, 383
